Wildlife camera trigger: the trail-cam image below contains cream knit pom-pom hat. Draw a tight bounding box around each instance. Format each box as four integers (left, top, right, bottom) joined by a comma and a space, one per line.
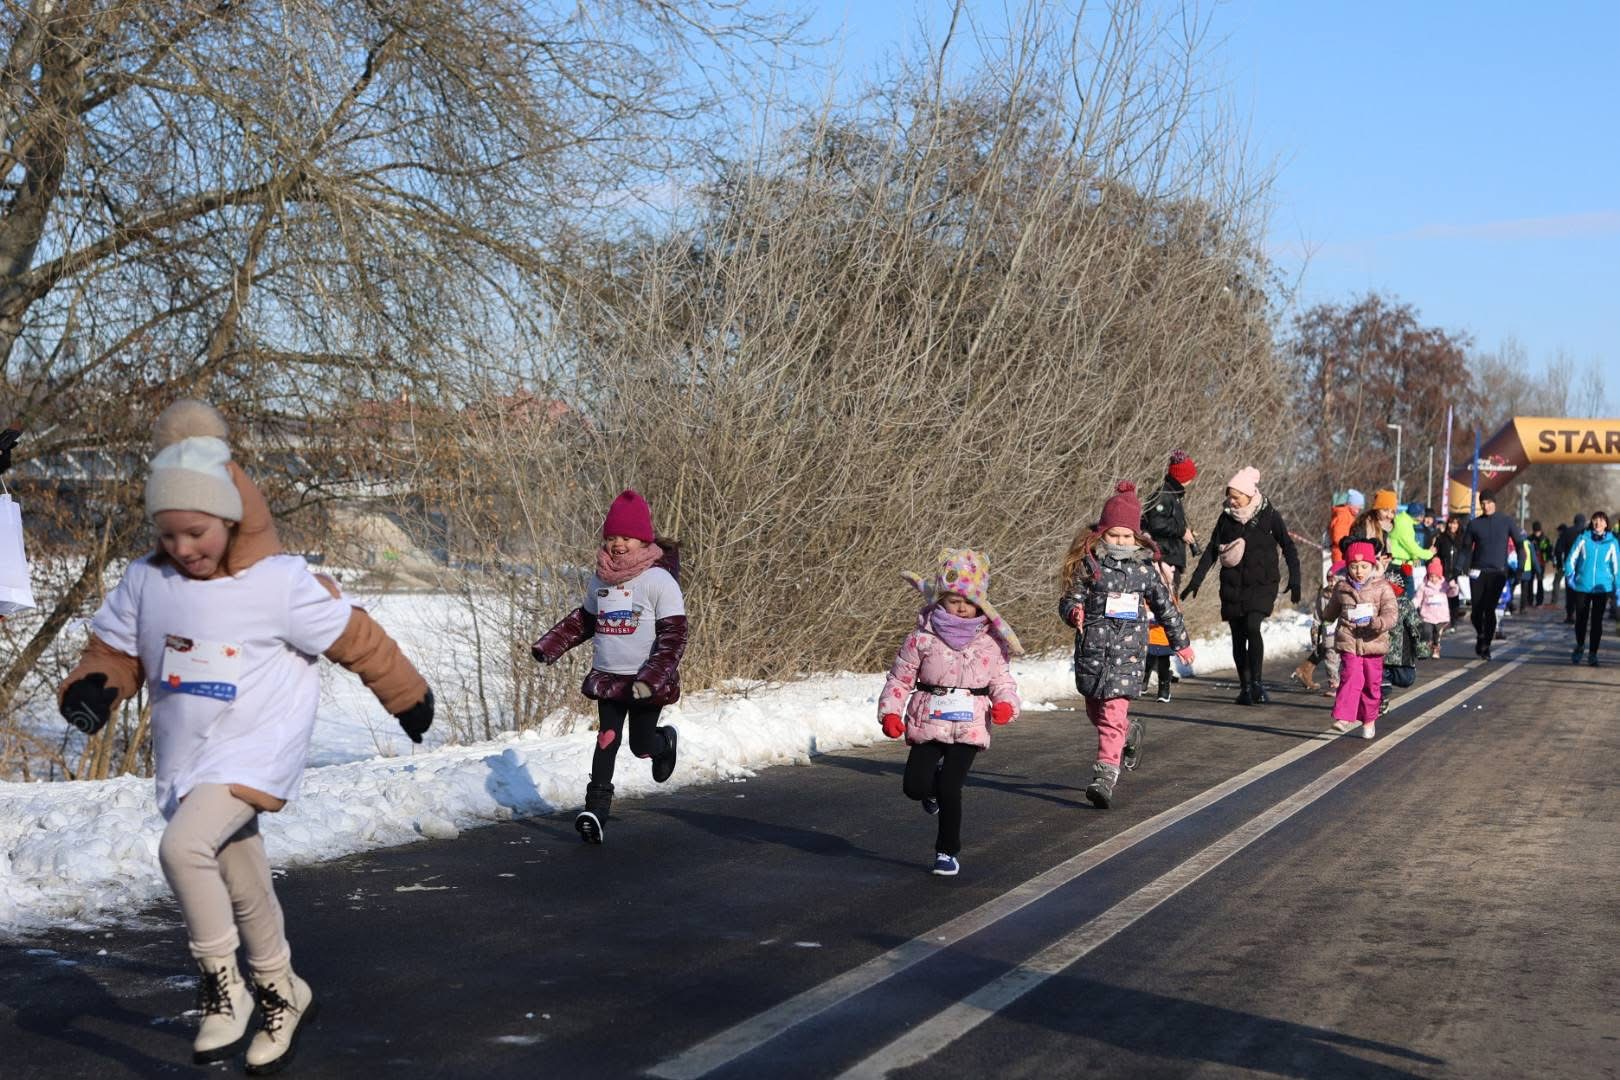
145, 400, 244, 522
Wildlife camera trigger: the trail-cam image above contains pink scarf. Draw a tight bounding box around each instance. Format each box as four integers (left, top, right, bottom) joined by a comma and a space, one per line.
596, 542, 663, 586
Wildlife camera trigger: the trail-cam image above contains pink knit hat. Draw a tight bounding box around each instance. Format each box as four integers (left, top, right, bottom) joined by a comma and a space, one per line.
602, 489, 655, 543
1346, 540, 1377, 565
1098, 481, 1141, 532
1427, 556, 1443, 577
1227, 466, 1261, 500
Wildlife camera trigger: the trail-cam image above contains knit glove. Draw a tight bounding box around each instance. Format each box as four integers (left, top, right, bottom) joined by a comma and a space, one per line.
1066, 606, 1084, 629
880, 713, 905, 739
60, 673, 117, 735
1176, 646, 1196, 665
631, 680, 653, 701
394, 689, 435, 744
1289, 581, 1302, 604
990, 701, 1015, 725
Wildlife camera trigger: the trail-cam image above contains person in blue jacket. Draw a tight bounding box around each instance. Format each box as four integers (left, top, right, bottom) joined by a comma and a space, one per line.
1563, 511, 1618, 666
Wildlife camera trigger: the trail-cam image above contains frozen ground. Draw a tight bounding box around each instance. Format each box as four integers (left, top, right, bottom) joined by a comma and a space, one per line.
0, 591, 1310, 935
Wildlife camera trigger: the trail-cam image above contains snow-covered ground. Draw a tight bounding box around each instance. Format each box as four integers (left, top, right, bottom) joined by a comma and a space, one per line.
0, 596, 1310, 936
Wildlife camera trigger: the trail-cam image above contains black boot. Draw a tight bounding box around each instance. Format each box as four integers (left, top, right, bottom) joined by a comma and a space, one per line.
651, 725, 678, 784
1234, 681, 1252, 706
576, 781, 613, 844
1250, 678, 1269, 704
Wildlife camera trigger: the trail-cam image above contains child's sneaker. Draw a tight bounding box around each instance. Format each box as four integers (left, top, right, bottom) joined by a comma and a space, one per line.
574, 810, 603, 844
1360, 722, 1377, 740
1329, 718, 1357, 735
921, 797, 940, 816
651, 725, 678, 783
1121, 719, 1145, 771
931, 853, 959, 876
1085, 762, 1119, 809
1155, 683, 1172, 703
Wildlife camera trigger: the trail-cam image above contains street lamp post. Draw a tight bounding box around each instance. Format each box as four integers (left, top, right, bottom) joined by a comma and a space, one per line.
1386, 423, 1403, 500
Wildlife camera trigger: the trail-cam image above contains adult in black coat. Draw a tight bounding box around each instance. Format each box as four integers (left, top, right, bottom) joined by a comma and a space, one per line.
1141, 450, 1200, 590
1183, 465, 1301, 706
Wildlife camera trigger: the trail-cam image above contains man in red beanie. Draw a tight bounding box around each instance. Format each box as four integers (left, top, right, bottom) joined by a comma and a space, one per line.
1142, 450, 1199, 593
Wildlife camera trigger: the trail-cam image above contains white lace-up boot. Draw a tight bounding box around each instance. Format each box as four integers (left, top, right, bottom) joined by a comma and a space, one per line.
245, 966, 317, 1074
192, 954, 256, 1063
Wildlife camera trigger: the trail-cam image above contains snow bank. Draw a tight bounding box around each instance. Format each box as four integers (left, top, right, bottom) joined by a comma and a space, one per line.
0, 612, 1310, 935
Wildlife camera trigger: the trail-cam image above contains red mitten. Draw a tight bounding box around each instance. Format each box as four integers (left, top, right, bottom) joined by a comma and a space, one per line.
991, 701, 1015, 725
1067, 606, 1084, 629
880, 713, 905, 739
1176, 646, 1196, 665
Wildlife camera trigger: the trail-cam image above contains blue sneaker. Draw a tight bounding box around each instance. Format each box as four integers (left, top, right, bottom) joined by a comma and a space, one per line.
931, 853, 959, 877
921, 797, 940, 816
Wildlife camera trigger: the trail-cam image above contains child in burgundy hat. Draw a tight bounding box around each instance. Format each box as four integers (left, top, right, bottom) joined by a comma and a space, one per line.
1059, 482, 1195, 808
532, 490, 686, 844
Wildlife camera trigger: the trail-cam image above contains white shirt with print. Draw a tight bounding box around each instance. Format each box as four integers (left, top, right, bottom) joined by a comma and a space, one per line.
91, 554, 354, 819
582, 567, 684, 674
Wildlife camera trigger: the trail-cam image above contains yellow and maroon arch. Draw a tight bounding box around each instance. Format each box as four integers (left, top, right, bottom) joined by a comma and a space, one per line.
1447, 417, 1620, 513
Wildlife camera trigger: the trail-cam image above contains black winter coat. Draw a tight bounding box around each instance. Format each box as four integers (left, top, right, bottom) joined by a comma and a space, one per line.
1140, 476, 1190, 570
1059, 546, 1189, 700
1183, 502, 1302, 621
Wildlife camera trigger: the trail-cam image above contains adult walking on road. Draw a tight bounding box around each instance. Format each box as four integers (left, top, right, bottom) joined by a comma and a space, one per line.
1556, 515, 1585, 623
1140, 450, 1199, 594
1182, 466, 1300, 706
1459, 492, 1525, 660
1562, 511, 1618, 666
1434, 515, 1465, 622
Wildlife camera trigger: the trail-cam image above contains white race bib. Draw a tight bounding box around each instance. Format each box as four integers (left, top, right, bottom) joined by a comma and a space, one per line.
1348, 603, 1375, 623
1105, 592, 1140, 620
927, 688, 975, 724
159, 635, 243, 702
595, 585, 638, 636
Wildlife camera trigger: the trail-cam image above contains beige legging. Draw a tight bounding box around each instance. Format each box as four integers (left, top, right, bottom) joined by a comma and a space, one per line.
157, 783, 290, 972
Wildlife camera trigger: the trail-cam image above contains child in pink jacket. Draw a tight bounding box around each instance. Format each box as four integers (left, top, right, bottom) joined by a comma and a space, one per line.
879, 549, 1023, 877
1324, 540, 1400, 738
1412, 556, 1457, 658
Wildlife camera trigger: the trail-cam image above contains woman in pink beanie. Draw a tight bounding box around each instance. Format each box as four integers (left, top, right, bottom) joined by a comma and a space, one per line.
532, 489, 686, 844
1058, 482, 1194, 809
1181, 466, 1301, 705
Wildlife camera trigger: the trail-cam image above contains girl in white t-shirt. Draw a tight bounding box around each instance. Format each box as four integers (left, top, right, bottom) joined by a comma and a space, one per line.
58, 401, 433, 1073
532, 489, 687, 844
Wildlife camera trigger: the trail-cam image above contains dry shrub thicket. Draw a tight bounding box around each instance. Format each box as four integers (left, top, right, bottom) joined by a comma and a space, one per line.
2, 0, 1298, 776
418, 2, 1294, 736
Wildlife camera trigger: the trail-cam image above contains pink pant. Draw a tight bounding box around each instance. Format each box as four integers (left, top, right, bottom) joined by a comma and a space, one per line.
1085, 696, 1131, 766
1334, 653, 1383, 724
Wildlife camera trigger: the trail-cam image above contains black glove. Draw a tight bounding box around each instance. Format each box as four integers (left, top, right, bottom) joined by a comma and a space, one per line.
1179, 586, 1197, 602
61, 673, 117, 735
1289, 582, 1302, 605
395, 688, 435, 744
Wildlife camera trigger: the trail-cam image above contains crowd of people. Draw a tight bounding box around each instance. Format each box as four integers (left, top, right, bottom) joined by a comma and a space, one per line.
41, 408, 1618, 1072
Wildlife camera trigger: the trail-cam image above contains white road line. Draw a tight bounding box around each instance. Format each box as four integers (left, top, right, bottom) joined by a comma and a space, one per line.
836, 650, 1530, 1080
646, 656, 1491, 1079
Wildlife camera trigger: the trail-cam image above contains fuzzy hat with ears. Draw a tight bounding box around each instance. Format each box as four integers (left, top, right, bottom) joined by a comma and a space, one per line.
900, 548, 1025, 658
145, 400, 243, 522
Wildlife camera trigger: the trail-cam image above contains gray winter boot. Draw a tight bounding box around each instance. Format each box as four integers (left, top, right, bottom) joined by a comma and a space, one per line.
1122, 719, 1146, 771
575, 781, 613, 844
1085, 762, 1121, 809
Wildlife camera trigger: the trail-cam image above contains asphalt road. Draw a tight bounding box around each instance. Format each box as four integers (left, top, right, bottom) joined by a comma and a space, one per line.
4, 608, 1616, 1079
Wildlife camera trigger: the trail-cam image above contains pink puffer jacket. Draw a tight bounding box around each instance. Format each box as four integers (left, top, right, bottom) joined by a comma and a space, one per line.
878, 624, 1020, 749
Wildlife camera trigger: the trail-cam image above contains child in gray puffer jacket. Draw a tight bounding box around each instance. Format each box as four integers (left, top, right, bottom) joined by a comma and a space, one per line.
1059, 482, 1195, 809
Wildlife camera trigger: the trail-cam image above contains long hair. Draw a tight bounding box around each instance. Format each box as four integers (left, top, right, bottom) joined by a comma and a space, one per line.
1059, 525, 1159, 593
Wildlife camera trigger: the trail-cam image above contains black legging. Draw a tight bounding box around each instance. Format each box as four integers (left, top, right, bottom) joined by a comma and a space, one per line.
1228, 611, 1267, 686
1573, 591, 1607, 655
591, 698, 669, 785
902, 741, 979, 857
1471, 570, 1508, 648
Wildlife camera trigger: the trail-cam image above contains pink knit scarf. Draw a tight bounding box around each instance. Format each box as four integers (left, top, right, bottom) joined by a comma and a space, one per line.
596, 542, 663, 585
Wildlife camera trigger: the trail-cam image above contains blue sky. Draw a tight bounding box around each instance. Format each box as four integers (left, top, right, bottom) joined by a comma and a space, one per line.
800, 1, 1619, 386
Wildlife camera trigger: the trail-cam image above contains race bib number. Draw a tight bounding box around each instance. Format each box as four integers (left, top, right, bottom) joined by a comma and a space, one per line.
159, 635, 243, 702
595, 585, 639, 636
927, 688, 975, 724
1105, 592, 1140, 620
1348, 603, 1375, 624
